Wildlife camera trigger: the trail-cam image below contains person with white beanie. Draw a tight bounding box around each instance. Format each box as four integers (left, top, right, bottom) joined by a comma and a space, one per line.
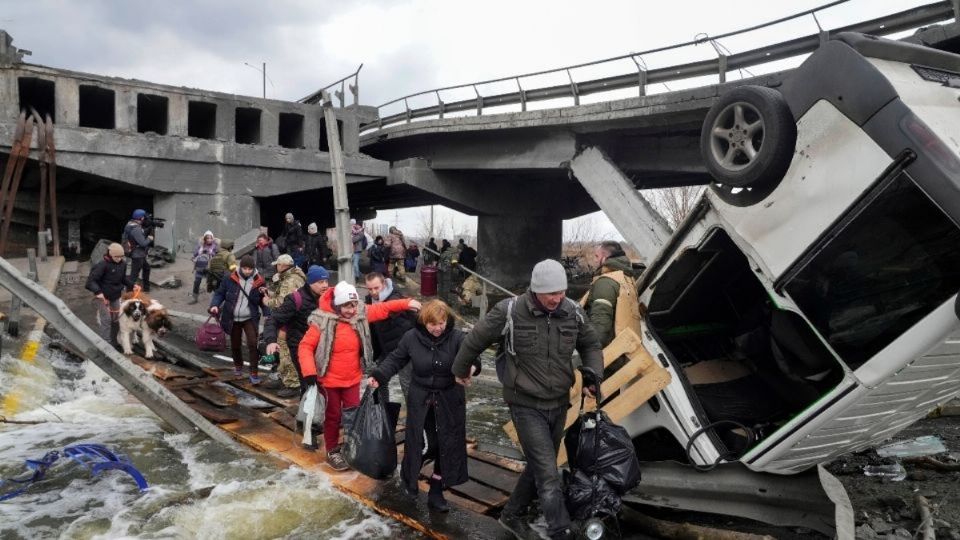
297, 281, 421, 471
452, 259, 603, 540
304, 222, 330, 270
190, 230, 219, 304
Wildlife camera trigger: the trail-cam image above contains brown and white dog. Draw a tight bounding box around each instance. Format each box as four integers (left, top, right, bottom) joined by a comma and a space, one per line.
118, 291, 172, 359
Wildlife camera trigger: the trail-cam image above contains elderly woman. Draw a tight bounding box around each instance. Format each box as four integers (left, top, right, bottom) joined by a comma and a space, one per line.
367, 300, 479, 512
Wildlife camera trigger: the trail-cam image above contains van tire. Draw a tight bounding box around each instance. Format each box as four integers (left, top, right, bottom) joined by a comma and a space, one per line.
701, 86, 796, 189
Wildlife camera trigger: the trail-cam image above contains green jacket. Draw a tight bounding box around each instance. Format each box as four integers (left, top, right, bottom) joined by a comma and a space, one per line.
266, 266, 306, 309
208, 248, 236, 279
453, 292, 603, 409
586, 255, 635, 347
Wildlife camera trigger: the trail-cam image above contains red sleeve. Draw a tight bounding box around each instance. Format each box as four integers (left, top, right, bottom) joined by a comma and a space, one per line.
298, 324, 321, 378
367, 298, 412, 323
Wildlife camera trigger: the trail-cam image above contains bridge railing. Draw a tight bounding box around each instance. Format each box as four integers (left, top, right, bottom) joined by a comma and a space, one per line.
363, 0, 958, 133
422, 245, 516, 317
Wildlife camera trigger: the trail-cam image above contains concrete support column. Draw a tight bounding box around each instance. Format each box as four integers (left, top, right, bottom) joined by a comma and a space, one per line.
153, 192, 259, 254
54, 78, 78, 127
115, 87, 136, 132
477, 214, 562, 290
168, 94, 188, 137
303, 112, 320, 150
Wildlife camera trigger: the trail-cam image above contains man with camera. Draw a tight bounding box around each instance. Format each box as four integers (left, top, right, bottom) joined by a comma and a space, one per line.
123, 209, 154, 292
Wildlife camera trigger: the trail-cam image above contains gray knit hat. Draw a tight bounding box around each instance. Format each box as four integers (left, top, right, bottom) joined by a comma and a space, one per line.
529, 259, 567, 293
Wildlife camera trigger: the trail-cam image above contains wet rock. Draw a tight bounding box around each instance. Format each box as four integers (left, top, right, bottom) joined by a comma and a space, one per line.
869, 517, 893, 533
887, 527, 912, 539
877, 495, 907, 510
908, 470, 928, 481
855, 523, 879, 539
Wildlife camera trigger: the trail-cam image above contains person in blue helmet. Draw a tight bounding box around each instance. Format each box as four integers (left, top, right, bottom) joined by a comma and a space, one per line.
122, 209, 153, 291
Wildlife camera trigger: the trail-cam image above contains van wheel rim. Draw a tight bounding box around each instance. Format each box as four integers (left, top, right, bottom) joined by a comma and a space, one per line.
709, 102, 765, 172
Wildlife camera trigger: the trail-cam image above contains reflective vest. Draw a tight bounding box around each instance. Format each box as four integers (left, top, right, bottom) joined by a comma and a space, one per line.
580, 269, 642, 338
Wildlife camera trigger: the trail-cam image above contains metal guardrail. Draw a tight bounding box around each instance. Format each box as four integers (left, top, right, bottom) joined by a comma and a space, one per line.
299, 63, 364, 107
364, 0, 957, 131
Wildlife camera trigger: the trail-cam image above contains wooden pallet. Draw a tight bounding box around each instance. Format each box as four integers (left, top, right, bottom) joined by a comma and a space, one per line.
503, 327, 672, 465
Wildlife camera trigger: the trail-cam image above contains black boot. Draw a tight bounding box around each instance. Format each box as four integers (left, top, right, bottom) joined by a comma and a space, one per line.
427, 477, 449, 512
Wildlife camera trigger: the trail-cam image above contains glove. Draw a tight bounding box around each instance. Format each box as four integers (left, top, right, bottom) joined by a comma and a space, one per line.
302, 375, 318, 388
579, 366, 600, 394
471, 359, 482, 377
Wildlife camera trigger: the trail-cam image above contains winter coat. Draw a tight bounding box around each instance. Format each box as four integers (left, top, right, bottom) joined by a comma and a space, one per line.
583, 254, 636, 347
266, 266, 306, 309
371, 317, 469, 490
210, 269, 267, 334
122, 220, 150, 259
453, 292, 604, 410
458, 246, 477, 271
297, 288, 412, 388
193, 239, 219, 272
85, 255, 134, 301
385, 230, 406, 260
254, 242, 280, 280
304, 232, 329, 266
262, 284, 321, 352
365, 281, 416, 361
283, 220, 305, 251
351, 226, 366, 253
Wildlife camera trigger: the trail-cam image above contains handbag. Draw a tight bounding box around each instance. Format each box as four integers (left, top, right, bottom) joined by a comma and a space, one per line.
195, 315, 227, 352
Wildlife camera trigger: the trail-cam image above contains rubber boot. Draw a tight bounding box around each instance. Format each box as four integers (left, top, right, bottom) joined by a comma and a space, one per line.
427, 476, 449, 512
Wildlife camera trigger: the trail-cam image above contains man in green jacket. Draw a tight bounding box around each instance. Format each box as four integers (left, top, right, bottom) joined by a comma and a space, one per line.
583, 241, 640, 348
453, 259, 603, 540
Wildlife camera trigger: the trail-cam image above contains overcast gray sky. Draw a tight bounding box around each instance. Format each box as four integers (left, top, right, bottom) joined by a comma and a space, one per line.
1, 0, 928, 242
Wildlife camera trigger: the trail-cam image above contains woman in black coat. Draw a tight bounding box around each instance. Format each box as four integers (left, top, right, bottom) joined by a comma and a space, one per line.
367, 299, 479, 512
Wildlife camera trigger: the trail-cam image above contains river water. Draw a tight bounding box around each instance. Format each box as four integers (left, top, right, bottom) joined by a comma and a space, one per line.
0, 341, 513, 539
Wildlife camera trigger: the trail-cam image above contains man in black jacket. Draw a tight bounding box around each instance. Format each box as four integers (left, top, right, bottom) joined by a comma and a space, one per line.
263, 265, 329, 397
452, 259, 603, 540
85, 242, 135, 346
365, 272, 415, 402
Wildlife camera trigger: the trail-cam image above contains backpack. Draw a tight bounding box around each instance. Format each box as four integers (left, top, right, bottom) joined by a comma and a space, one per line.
194, 251, 212, 271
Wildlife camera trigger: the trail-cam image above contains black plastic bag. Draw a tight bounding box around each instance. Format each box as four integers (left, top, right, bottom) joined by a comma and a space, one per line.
564, 469, 621, 520
342, 388, 398, 479
564, 409, 641, 494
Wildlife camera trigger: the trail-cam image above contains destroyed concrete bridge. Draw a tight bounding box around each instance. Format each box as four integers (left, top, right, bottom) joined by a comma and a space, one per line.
2, 1, 960, 285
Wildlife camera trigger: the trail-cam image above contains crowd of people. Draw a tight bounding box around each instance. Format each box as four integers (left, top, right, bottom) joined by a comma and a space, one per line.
87, 208, 635, 540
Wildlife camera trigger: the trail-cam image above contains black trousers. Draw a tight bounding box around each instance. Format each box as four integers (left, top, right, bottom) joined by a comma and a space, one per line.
130, 257, 151, 291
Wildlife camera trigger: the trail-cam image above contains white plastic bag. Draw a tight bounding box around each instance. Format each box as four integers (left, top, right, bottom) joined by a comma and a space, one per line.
297, 385, 326, 446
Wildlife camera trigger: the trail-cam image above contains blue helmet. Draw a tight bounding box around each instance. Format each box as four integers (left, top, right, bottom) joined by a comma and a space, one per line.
132, 209, 147, 219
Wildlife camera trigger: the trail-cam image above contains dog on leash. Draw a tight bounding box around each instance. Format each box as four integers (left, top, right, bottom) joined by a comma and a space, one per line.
118, 291, 172, 359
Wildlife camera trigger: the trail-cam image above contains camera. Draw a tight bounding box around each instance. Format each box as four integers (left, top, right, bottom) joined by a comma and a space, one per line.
142, 214, 165, 237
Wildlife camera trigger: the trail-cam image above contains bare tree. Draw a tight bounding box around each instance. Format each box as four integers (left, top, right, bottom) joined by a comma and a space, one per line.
645, 186, 705, 229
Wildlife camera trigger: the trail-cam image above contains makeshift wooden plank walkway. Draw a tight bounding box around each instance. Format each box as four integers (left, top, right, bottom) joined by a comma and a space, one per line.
125, 351, 516, 539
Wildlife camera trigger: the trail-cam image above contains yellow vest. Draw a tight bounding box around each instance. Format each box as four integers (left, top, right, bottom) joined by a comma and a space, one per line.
580, 269, 642, 337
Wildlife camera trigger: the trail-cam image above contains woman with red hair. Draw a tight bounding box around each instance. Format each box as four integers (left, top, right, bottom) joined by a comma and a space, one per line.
368, 300, 480, 511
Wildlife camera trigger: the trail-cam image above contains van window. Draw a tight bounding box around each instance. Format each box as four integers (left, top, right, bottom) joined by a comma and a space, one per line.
784, 172, 960, 369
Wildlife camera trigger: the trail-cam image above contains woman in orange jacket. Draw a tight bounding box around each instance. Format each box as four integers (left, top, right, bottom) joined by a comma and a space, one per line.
298, 281, 421, 471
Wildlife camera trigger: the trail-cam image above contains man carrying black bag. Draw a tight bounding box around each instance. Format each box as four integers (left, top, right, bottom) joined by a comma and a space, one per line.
453, 259, 604, 540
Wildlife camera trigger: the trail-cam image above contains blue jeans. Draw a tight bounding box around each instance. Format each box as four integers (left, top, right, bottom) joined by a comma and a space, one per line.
352, 252, 361, 280
503, 404, 570, 537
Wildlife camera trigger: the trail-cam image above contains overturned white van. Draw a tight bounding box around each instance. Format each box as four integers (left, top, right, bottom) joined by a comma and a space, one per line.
624, 32, 960, 474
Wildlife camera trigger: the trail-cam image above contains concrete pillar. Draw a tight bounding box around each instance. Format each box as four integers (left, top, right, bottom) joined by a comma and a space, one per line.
168, 94, 188, 137
153, 192, 260, 255
55, 77, 79, 127
115, 86, 136, 132
341, 112, 360, 154
261, 106, 279, 147
216, 99, 235, 142
303, 112, 320, 150
477, 215, 562, 290
0, 70, 17, 119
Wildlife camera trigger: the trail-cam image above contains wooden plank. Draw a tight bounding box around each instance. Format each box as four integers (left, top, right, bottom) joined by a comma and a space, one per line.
189, 385, 238, 408
467, 457, 518, 493
128, 355, 200, 380
467, 446, 526, 474
172, 389, 197, 403
450, 479, 510, 507
418, 480, 490, 515
266, 409, 297, 431
189, 401, 238, 424
227, 380, 299, 408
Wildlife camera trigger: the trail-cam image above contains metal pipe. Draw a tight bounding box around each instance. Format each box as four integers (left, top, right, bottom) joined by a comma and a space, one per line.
422, 246, 515, 297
